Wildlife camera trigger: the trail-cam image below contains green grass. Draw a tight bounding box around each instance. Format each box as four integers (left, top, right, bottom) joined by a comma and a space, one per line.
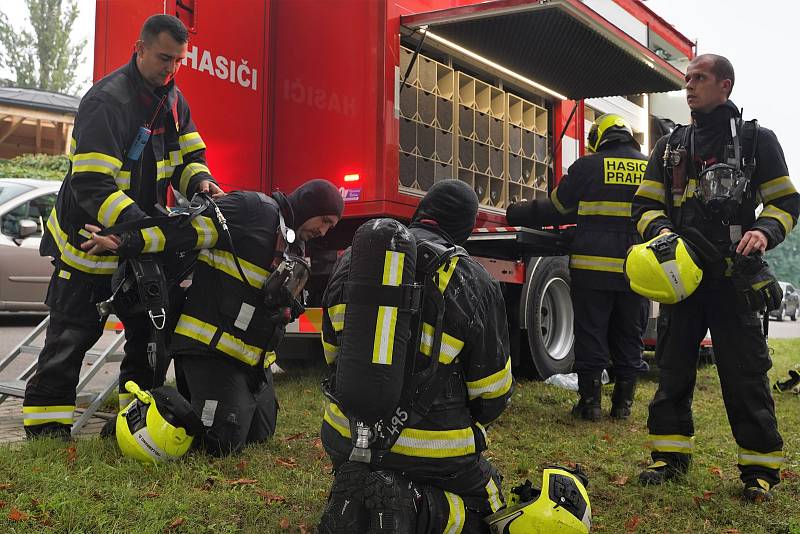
1, 340, 799, 533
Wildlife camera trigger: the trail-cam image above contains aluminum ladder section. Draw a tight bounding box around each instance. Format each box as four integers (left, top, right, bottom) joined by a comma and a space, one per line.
0, 314, 126, 436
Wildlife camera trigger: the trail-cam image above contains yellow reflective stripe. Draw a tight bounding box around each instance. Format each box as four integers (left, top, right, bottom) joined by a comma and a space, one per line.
58, 269, 71, 280
190, 215, 218, 249
443, 492, 465, 534
174, 314, 217, 345
759, 175, 796, 203
737, 448, 784, 469
327, 303, 346, 332
217, 332, 263, 366
118, 392, 134, 410
436, 256, 459, 294
391, 426, 476, 458
419, 322, 464, 364
141, 227, 166, 253
46, 209, 118, 274
373, 250, 404, 365
570, 254, 624, 273
179, 162, 211, 196
759, 204, 795, 234
577, 200, 631, 217
264, 351, 277, 367
198, 249, 268, 288
115, 170, 131, 190
322, 338, 339, 365
22, 405, 74, 426
485, 476, 503, 513
97, 190, 134, 227
72, 151, 122, 176
156, 159, 175, 181
550, 188, 570, 214
636, 179, 666, 203
324, 402, 351, 438
179, 131, 206, 155
647, 434, 695, 454
169, 149, 183, 166
637, 209, 667, 237
466, 357, 512, 400
69, 137, 76, 158
673, 179, 697, 208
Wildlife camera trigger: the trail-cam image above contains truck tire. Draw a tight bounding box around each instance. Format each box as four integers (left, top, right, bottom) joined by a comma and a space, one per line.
520, 256, 574, 378
776, 304, 784, 322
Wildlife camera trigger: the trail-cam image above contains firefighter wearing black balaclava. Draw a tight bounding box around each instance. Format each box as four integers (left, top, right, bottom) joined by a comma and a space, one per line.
317, 180, 513, 533
88, 179, 344, 456
632, 54, 799, 502
507, 114, 650, 422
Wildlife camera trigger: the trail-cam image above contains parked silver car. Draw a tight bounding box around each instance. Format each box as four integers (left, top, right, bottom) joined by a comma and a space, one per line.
0, 178, 61, 311
770, 281, 799, 322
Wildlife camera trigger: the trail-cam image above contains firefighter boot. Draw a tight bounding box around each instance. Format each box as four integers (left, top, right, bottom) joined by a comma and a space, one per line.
572, 373, 602, 421
610, 378, 637, 420
317, 461, 371, 534
639, 455, 690, 486
743, 478, 774, 503
363, 470, 417, 534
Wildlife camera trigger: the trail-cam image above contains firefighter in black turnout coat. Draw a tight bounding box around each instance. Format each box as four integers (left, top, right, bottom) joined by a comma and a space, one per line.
632, 54, 799, 502
508, 114, 649, 421
22, 15, 222, 438
88, 179, 343, 456
317, 180, 513, 533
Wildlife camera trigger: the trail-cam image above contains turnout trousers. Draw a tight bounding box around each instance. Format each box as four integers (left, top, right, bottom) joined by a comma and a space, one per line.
571, 284, 649, 379
22, 263, 169, 437
321, 421, 504, 533
175, 353, 278, 457
647, 280, 784, 486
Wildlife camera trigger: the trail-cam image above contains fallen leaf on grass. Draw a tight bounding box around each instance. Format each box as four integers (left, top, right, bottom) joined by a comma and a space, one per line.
276, 457, 297, 469
228, 478, 258, 486
279, 517, 290, 529
200, 478, 215, 491
30, 498, 40, 507
167, 517, 185, 530
310, 437, 323, 449
0, 483, 11, 490
66, 446, 77, 465
691, 491, 714, 506
723, 529, 741, 534
0, 500, 6, 508
709, 466, 724, 479
258, 490, 286, 504
781, 469, 799, 480
8, 508, 29, 521
144, 492, 161, 498
611, 474, 629, 486
281, 432, 306, 442
624, 515, 640, 532
236, 460, 248, 472
298, 522, 311, 534
601, 433, 612, 443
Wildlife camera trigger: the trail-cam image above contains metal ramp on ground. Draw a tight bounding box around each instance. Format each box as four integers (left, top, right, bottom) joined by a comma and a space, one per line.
0, 315, 125, 437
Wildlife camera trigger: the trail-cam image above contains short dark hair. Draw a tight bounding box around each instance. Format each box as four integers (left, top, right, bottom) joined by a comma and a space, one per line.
694, 53, 735, 95
140, 14, 188, 45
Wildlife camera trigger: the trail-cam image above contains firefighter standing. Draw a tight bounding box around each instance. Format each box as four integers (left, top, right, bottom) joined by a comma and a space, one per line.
508, 114, 650, 421
317, 180, 513, 533
631, 54, 799, 501
87, 179, 344, 456
22, 15, 222, 439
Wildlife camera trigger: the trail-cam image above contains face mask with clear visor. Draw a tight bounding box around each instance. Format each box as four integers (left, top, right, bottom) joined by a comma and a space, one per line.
696, 163, 748, 210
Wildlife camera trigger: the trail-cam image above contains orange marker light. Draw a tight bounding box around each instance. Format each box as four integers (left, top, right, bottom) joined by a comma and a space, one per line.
344, 173, 360, 182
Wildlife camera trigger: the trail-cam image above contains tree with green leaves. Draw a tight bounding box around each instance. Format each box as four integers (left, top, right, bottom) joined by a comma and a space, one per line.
0, 0, 86, 95
766, 225, 800, 287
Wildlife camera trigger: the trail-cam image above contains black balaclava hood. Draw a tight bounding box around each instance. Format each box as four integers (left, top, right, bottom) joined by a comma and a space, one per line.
411, 179, 478, 245
285, 179, 344, 229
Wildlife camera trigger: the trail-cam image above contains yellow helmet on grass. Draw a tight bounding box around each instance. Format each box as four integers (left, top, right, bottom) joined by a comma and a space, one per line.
116, 381, 202, 463
484, 466, 591, 534
624, 233, 703, 304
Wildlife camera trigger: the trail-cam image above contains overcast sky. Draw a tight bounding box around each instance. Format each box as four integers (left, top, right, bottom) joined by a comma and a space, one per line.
0, 0, 795, 185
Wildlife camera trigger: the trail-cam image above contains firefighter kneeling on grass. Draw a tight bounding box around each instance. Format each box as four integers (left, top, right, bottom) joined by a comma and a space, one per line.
84, 179, 343, 458
316, 180, 591, 533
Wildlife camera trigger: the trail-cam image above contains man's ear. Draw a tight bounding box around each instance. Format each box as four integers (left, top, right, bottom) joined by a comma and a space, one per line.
134, 39, 145, 57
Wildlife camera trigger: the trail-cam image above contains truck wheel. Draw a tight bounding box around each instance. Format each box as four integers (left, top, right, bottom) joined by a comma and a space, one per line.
776, 305, 784, 321
790, 307, 798, 321
521, 256, 574, 378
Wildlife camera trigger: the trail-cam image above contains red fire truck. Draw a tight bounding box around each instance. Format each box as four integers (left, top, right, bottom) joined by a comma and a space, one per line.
94, 0, 695, 377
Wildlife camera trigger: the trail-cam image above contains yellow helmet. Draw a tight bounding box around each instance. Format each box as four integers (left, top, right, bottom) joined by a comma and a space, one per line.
624, 233, 703, 304
586, 113, 635, 153
484, 466, 591, 534
116, 381, 202, 463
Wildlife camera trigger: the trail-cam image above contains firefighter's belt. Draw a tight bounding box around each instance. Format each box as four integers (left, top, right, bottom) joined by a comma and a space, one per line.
343, 282, 422, 312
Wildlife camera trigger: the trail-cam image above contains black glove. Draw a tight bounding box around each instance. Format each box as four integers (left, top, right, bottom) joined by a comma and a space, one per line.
731, 253, 783, 312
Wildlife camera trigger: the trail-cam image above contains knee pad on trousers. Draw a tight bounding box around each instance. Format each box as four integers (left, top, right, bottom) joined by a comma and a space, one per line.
415, 485, 487, 534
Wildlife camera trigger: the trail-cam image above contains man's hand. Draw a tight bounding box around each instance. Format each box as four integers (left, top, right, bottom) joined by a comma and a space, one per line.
198, 180, 225, 198
659, 228, 673, 236
80, 224, 121, 255
735, 230, 768, 256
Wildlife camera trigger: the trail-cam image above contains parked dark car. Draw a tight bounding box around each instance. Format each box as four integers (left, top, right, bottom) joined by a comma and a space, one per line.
770, 281, 800, 322
0, 178, 60, 311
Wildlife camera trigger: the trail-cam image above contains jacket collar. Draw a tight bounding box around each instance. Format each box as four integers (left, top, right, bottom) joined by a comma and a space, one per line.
691, 100, 740, 129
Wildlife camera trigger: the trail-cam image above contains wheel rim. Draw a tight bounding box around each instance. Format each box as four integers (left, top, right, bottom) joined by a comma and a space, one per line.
537, 276, 574, 361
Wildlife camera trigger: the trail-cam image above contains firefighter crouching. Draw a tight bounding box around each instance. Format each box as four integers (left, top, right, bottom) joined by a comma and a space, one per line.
317, 180, 514, 533
507, 114, 649, 421
87, 179, 343, 457
22, 14, 223, 439
630, 53, 799, 502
